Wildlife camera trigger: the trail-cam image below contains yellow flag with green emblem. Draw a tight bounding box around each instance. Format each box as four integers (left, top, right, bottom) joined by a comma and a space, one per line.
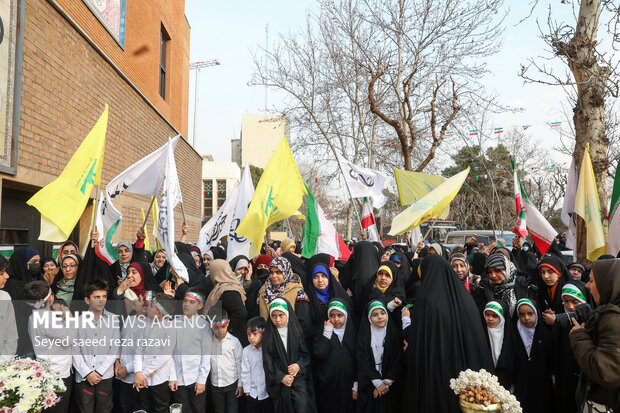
27, 105, 108, 241
236, 137, 307, 257
393, 168, 449, 218
574, 144, 606, 261
388, 167, 469, 235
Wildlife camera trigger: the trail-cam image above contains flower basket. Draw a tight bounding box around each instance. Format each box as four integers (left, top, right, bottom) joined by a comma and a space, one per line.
0, 358, 66, 413
450, 369, 521, 413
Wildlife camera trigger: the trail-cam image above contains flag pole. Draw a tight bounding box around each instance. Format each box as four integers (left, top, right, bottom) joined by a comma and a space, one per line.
86, 185, 101, 249
141, 196, 156, 229
180, 202, 187, 225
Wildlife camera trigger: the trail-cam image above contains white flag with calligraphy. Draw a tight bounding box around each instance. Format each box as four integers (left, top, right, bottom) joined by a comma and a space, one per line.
158, 137, 188, 282
336, 153, 387, 208
227, 164, 255, 260
198, 184, 239, 256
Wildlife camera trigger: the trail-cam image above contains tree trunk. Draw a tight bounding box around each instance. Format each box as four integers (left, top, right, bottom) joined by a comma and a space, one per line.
559, 0, 610, 263
346, 202, 354, 241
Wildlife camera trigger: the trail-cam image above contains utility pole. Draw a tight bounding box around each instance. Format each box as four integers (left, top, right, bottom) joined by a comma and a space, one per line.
189, 59, 220, 147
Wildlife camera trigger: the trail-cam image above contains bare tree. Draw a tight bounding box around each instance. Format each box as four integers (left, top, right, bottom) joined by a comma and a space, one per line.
518, 0, 620, 262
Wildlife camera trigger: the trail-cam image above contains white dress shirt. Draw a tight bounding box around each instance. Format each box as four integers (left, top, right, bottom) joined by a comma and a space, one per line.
241, 345, 268, 400
170, 315, 211, 386
116, 314, 144, 384
210, 332, 243, 388
133, 317, 176, 386
73, 310, 120, 383
29, 310, 76, 379
0, 291, 17, 363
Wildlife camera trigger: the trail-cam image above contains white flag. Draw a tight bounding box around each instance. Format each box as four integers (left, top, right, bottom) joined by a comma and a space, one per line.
336, 153, 387, 208
198, 185, 239, 256
158, 138, 188, 282
100, 136, 179, 231
561, 158, 578, 251
227, 165, 255, 260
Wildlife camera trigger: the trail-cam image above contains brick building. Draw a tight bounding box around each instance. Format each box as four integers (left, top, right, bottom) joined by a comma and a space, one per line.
0, 0, 201, 256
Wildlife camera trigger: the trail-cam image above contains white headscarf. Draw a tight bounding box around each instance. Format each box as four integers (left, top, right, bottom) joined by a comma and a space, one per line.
484, 301, 505, 367
368, 301, 387, 374
516, 299, 538, 357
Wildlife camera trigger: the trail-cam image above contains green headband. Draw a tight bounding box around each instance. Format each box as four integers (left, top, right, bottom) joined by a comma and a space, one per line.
269, 300, 289, 315
368, 300, 387, 316
516, 298, 537, 313
328, 301, 348, 317
561, 285, 586, 303
484, 302, 504, 318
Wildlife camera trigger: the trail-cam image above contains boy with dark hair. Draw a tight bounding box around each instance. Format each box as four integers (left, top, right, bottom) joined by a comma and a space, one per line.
207, 306, 244, 413
73, 279, 120, 413
169, 287, 211, 413
242, 316, 272, 412
25, 280, 74, 413
133, 292, 176, 413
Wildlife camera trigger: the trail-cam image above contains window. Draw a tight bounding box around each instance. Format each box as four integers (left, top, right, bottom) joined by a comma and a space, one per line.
203, 180, 213, 219
159, 24, 170, 99
217, 180, 227, 209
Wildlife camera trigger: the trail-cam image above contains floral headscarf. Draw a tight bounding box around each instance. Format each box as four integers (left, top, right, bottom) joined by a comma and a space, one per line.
263, 256, 308, 304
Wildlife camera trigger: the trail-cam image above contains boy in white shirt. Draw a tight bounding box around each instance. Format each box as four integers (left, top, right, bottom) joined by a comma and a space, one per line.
207, 306, 243, 413
72, 279, 120, 413
113, 291, 146, 413
169, 287, 211, 413
241, 317, 273, 412
133, 292, 176, 413
25, 280, 74, 413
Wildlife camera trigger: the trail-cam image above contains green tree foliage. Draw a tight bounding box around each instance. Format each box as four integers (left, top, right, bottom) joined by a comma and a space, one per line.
443, 145, 514, 230
249, 165, 264, 188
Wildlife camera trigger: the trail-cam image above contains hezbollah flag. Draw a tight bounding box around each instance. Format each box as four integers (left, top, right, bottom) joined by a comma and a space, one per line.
388, 168, 469, 235
393, 168, 449, 218
574, 144, 606, 260
236, 137, 307, 257
27, 105, 108, 241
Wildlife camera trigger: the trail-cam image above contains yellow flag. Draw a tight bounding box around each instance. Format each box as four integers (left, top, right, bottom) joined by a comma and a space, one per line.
27, 105, 108, 241
236, 138, 307, 257
574, 144, 606, 260
141, 208, 151, 252
388, 168, 469, 235
393, 168, 449, 218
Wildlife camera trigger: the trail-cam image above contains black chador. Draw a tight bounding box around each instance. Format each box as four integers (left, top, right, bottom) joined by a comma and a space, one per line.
355, 300, 402, 413
513, 299, 554, 413
313, 299, 356, 413
262, 298, 315, 413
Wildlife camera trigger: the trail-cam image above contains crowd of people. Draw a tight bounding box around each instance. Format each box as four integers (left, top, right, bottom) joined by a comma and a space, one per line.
0, 227, 619, 413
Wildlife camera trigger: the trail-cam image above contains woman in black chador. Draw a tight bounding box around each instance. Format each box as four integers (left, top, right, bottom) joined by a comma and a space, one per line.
404, 255, 494, 413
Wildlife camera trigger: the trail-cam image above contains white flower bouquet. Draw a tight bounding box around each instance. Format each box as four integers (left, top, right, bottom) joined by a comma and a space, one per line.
0, 358, 66, 413
450, 369, 521, 413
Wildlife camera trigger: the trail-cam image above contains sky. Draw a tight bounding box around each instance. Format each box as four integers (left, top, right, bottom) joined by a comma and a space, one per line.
184, 1, 582, 168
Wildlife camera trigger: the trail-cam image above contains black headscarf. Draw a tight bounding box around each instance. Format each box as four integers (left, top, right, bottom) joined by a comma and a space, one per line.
262, 298, 313, 411
471, 252, 487, 276
390, 251, 412, 286
535, 255, 569, 314
338, 241, 380, 310
210, 246, 226, 260
7, 247, 37, 283
304, 253, 331, 290
229, 255, 250, 274
371, 241, 385, 259
282, 252, 307, 282
404, 255, 494, 413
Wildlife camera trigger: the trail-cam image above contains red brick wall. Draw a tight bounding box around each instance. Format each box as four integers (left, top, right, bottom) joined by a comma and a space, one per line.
6, 0, 201, 243
53, 0, 190, 137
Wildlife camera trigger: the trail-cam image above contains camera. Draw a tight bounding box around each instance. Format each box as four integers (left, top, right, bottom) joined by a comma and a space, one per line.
556, 303, 592, 329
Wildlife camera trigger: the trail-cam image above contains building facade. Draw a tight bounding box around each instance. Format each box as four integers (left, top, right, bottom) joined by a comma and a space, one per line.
240, 114, 288, 169
0, 0, 201, 255
201, 156, 240, 224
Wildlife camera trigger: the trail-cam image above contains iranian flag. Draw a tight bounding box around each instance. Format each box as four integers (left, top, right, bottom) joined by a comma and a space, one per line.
302, 187, 347, 260
361, 197, 380, 242
607, 159, 620, 256
511, 156, 557, 254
